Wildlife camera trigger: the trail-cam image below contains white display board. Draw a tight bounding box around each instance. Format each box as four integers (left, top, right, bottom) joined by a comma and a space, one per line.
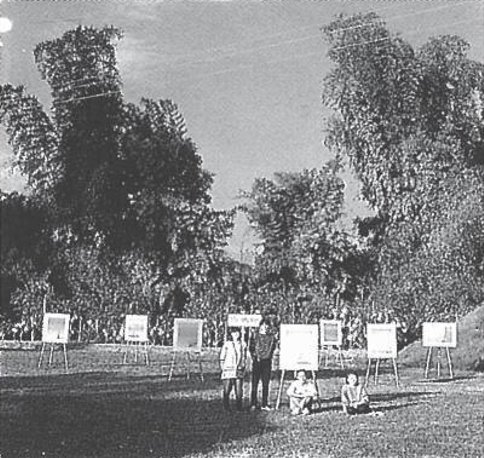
367, 323, 397, 359
42, 313, 70, 344
173, 318, 204, 351
320, 320, 343, 346
279, 324, 319, 371
422, 322, 457, 348
227, 314, 262, 328
124, 314, 149, 343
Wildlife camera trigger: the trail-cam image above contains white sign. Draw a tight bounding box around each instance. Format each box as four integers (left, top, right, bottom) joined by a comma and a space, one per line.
279, 324, 319, 371
367, 323, 397, 359
42, 313, 70, 344
125, 315, 149, 342
422, 322, 457, 348
227, 314, 262, 328
320, 320, 343, 346
173, 318, 203, 351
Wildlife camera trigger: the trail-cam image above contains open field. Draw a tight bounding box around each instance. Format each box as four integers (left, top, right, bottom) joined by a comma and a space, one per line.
1, 345, 483, 458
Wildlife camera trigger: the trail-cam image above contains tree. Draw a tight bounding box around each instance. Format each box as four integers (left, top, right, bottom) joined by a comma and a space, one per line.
322, 13, 484, 339
0, 26, 236, 340
242, 162, 369, 325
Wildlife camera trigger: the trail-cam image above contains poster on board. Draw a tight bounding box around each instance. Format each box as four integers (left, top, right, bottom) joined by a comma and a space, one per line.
42, 313, 70, 344
279, 324, 319, 371
422, 322, 457, 348
320, 320, 343, 346
227, 314, 262, 328
367, 323, 397, 359
173, 318, 204, 351
124, 315, 149, 342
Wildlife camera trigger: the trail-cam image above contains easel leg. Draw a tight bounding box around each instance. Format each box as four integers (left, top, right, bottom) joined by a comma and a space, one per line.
338, 347, 344, 369
392, 358, 399, 387
63, 344, 69, 371
48, 344, 54, 366
375, 359, 380, 385
312, 371, 320, 397
424, 347, 432, 379
437, 348, 442, 378
312, 370, 320, 409
38, 343, 46, 368
445, 348, 454, 379
144, 342, 150, 366
324, 347, 328, 368
186, 352, 191, 380
198, 353, 204, 382
168, 352, 176, 381
122, 342, 129, 364
276, 370, 286, 410
135, 342, 139, 364
365, 359, 372, 386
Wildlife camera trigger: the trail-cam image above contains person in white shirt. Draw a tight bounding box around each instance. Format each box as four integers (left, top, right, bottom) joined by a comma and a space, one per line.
219, 327, 247, 411
286, 369, 318, 415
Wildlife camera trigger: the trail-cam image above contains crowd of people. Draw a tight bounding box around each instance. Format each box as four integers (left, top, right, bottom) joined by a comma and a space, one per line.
219, 319, 370, 415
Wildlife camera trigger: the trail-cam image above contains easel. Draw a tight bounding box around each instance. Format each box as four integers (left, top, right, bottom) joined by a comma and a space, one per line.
275, 369, 320, 410
365, 357, 400, 387
319, 346, 345, 369
38, 342, 69, 371
424, 347, 454, 379
168, 351, 204, 381
122, 341, 150, 365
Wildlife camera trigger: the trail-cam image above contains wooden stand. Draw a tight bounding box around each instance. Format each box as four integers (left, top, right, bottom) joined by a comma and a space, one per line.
122, 341, 150, 366
38, 343, 69, 371
365, 358, 399, 387
275, 370, 319, 410
168, 351, 204, 381
319, 346, 345, 369
424, 347, 454, 379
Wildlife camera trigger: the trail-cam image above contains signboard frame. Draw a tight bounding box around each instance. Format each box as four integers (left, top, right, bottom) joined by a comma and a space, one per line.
367, 323, 397, 359
38, 313, 70, 371
320, 320, 343, 347
279, 324, 319, 371
422, 322, 457, 348
124, 314, 149, 343
173, 318, 204, 352
42, 313, 70, 344
365, 323, 399, 387
227, 314, 262, 328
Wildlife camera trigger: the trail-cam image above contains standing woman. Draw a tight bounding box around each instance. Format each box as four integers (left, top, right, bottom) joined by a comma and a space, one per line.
220, 327, 246, 411
249, 319, 277, 410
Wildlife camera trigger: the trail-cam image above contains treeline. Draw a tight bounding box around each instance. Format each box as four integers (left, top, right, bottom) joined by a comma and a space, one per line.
1, 15, 483, 347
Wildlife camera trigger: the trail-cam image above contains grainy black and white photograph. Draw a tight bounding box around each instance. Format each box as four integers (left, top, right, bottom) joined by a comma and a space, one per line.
1, 0, 483, 456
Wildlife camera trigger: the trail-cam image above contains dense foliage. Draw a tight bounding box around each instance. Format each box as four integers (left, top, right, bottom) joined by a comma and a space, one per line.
322, 13, 484, 341
1, 16, 483, 348
0, 26, 235, 343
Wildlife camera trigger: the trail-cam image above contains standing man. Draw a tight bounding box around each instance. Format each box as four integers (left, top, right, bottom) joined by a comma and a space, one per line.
249, 319, 277, 410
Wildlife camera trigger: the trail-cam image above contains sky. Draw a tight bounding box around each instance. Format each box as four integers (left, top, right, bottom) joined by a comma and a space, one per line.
1, 0, 483, 258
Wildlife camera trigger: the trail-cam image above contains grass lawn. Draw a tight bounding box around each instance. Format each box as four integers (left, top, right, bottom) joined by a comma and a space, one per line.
1, 345, 483, 457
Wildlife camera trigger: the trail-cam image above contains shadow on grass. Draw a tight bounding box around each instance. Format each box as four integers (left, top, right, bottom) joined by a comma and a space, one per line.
1, 373, 272, 458
0, 371, 222, 395
370, 391, 432, 402
416, 375, 476, 383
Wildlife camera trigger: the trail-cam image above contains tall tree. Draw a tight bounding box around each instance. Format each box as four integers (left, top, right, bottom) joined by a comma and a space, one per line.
0, 26, 235, 336
322, 13, 484, 335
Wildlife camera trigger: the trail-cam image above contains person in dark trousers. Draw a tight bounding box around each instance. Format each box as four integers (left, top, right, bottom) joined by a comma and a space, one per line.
249, 319, 277, 410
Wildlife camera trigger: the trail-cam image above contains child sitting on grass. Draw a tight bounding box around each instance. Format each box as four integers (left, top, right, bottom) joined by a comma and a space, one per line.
286, 369, 318, 415
341, 371, 370, 415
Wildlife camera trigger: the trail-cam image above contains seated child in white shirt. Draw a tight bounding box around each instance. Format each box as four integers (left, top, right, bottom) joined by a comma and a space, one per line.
341, 371, 370, 415
286, 369, 318, 415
